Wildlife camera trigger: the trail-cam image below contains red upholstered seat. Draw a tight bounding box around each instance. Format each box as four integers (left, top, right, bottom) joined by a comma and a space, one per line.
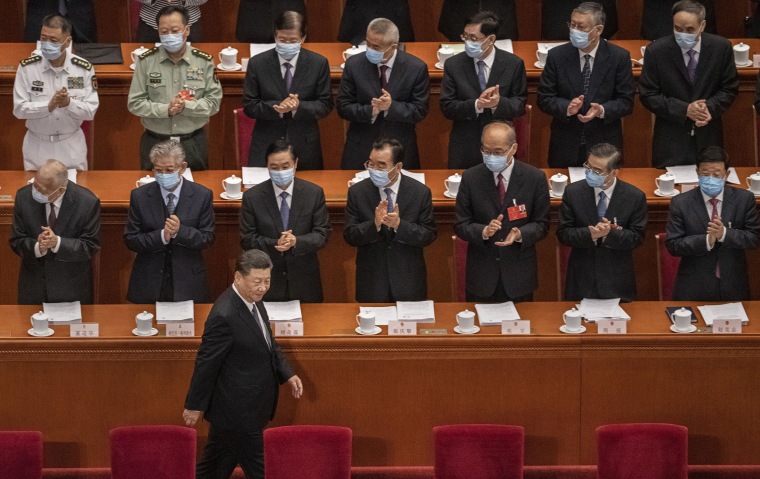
109, 425, 196, 479
596, 423, 688, 479
433, 424, 524, 479
264, 425, 352, 479
0, 431, 43, 479
234, 108, 256, 168
655, 233, 681, 301
129, 2, 141, 42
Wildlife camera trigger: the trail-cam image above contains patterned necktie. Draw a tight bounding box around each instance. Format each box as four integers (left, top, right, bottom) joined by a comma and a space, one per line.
580, 54, 592, 147
686, 49, 698, 84
379, 65, 389, 90
251, 304, 271, 349
48, 204, 57, 230
709, 198, 720, 278
283, 63, 293, 93
384, 188, 394, 213
477, 60, 487, 92
597, 191, 607, 222
280, 191, 290, 229
166, 193, 176, 216
496, 173, 505, 205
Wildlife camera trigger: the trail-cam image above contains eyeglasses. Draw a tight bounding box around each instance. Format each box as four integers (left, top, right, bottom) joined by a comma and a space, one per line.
583, 162, 607, 176
364, 160, 394, 172
275, 37, 303, 44
567, 22, 598, 31
460, 33, 487, 43
153, 167, 180, 175
480, 146, 511, 156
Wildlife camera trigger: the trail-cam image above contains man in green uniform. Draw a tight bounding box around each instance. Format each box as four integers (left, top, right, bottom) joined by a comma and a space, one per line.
128, 5, 222, 170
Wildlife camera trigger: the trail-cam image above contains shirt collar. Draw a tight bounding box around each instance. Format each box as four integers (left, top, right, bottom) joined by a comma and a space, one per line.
272, 178, 295, 198
52, 188, 65, 210
379, 169, 403, 196
492, 156, 516, 183
701, 186, 725, 204
380, 48, 398, 69
680, 36, 702, 55
42, 53, 71, 73
579, 40, 601, 60
232, 283, 256, 313
159, 177, 183, 202
473, 45, 496, 69
160, 46, 190, 65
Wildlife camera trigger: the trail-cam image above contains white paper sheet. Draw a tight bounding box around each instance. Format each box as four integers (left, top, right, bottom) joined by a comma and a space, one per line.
697, 302, 749, 326
576, 304, 631, 322
67, 169, 77, 184
242, 167, 270, 186
474, 302, 521, 326
494, 39, 514, 53
249, 43, 276, 57
182, 169, 194, 182
43, 301, 82, 324
568, 167, 586, 183
727, 167, 740, 185
401, 170, 426, 184
396, 300, 435, 323
359, 306, 397, 326
578, 298, 624, 321
263, 300, 302, 322
666, 165, 699, 184
156, 300, 194, 323
441, 43, 465, 52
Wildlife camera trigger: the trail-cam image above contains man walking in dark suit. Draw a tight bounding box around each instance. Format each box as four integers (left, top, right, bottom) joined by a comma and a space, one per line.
240, 140, 332, 303
542, 0, 618, 40
440, 11, 527, 169
124, 140, 215, 303
236, 0, 306, 43
243, 11, 333, 170
455, 121, 550, 302
184, 249, 303, 479
537, 2, 634, 168
557, 143, 648, 302
639, 0, 738, 168
337, 18, 429, 170
344, 138, 437, 302
438, 0, 518, 41
338, 0, 414, 45
666, 146, 760, 301
641, 0, 716, 40
9, 159, 100, 304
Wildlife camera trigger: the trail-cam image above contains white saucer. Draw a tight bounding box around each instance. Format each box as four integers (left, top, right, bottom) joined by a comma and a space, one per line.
220, 192, 243, 200
435, 61, 444, 70
340, 63, 345, 69
560, 325, 586, 334
736, 60, 754, 68
28, 328, 54, 337
443, 191, 457, 199
549, 191, 564, 199
670, 324, 697, 333
355, 326, 381, 335
534, 61, 545, 69
654, 188, 679, 197
748, 188, 760, 197
217, 62, 242, 71
132, 327, 159, 337
129, 63, 136, 70
454, 325, 480, 334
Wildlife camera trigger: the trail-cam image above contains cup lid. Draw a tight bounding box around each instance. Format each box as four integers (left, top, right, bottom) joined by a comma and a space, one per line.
552, 173, 568, 179
136, 311, 154, 320
226, 174, 242, 182
32, 311, 49, 319
565, 308, 582, 316
448, 173, 462, 181
750, 172, 760, 179
458, 309, 475, 317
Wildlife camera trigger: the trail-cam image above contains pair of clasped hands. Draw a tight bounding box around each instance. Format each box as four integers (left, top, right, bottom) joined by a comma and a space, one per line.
375, 199, 400, 230
566, 94, 603, 122
37, 226, 58, 254
687, 99, 712, 127
371, 89, 392, 116
482, 214, 521, 246
476, 86, 500, 110
48, 87, 71, 112
707, 214, 724, 247
275, 230, 297, 252
274, 93, 300, 114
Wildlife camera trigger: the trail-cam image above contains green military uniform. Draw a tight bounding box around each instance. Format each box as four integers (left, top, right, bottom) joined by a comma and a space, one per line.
127, 45, 222, 170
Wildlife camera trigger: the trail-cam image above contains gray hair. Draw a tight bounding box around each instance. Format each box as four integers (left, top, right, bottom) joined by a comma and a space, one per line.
367, 18, 400, 45
481, 121, 516, 145
573, 2, 606, 27
672, 0, 706, 22
588, 143, 622, 170
236, 249, 273, 275
37, 159, 69, 188
149, 140, 186, 166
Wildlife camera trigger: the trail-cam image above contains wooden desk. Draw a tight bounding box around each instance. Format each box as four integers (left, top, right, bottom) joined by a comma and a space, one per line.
2, 302, 760, 467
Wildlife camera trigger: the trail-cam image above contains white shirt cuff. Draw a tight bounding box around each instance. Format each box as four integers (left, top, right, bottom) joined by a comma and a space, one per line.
34, 242, 45, 258
51, 235, 61, 253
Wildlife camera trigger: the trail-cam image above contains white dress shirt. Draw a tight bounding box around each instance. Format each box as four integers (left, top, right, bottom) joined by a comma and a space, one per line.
680, 37, 702, 67
273, 180, 294, 210
232, 284, 271, 349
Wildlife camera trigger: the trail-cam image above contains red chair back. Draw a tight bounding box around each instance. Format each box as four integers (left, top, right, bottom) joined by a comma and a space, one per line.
452, 236, 468, 302
512, 104, 532, 163
110, 425, 196, 479
596, 423, 688, 479
655, 233, 680, 301
264, 425, 352, 479
433, 424, 524, 479
81, 120, 94, 170
129, 1, 141, 42
0, 431, 42, 479
556, 240, 571, 300
234, 108, 256, 168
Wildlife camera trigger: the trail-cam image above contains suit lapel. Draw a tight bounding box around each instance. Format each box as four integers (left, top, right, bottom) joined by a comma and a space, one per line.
289, 51, 307, 94
54, 185, 77, 232
487, 50, 506, 90
720, 186, 738, 227
174, 180, 195, 219
603, 181, 625, 223
667, 37, 692, 86
502, 162, 523, 213
687, 188, 711, 226
692, 37, 714, 90
366, 57, 383, 97
563, 48, 584, 96
288, 179, 305, 231
264, 180, 286, 232
267, 50, 288, 98
386, 51, 406, 95
580, 182, 600, 223
232, 292, 270, 351
585, 41, 612, 101
462, 55, 482, 94
146, 183, 168, 226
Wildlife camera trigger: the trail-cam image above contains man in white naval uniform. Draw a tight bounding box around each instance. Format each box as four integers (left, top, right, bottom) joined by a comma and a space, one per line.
13, 14, 99, 171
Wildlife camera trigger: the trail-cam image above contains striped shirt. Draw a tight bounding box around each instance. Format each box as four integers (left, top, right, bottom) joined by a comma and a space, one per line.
135, 0, 208, 28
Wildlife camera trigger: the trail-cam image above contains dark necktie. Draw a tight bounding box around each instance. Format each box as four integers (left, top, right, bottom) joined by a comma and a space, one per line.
166, 193, 176, 216
496, 173, 505, 205
59, 0, 68, 15
280, 191, 290, 229
283, 62, 293, 93
251, 305, 272, 349
687, 49, 698, 84
597, 191, 607, 222
384, 187, 394, 213
580, 54, 592, 147
477, 60, 487, 92
709, 198, 720, 278
48, 204, 57, 230
379, 65, 389, 90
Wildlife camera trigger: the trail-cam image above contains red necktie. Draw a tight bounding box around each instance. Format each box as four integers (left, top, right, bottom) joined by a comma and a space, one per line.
48, 204, 57, 230
379, 65, 388, 90
497, 173, 505, 205
709, 198, 720, 279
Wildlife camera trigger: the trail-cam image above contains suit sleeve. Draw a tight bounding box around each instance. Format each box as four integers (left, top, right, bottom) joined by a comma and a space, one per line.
56, 195, 101, 261
439, 64, 479, 121
343, 187, 382, 246
393, 186, 437, 248
704, 44, 739, 120
9, 196, 41, 260
271, 337, 295, 384
603, 190, 648, 251
639, 48, 690, 123
174, 189, 216, 250
292, 188, 331, 256
454, 173, 490, 244
665, 197, 710, 257
537, 53, 572, 121
722, 193, 760, 250
517, 173, 551, 248
184, 312, 234, 411
242, 58, 282, 121
600, 50, 635, 123
556, 194, 596, 248
336, 63, 374, 123
123, 189, 169, 253
493, 58, 527, 119
293, 57, 334, 121
384, 63, 430, 124
239, 192, 279, 252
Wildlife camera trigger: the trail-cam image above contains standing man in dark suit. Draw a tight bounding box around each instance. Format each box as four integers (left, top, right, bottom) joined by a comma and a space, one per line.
537, 2, 634, 168
240, 140, 332, 303
542, 0, 618, 40
184, 249, 303, 479
557, 143, 648, 302
639, 0, 738, 168
236, 0, 306, 43
666, 146, 760, 301
9, 159, 100, 304
642, 0, 716, 40
454, 121, 550, 302
243, 11, 333, 170
337, 18, 429, 170
438, 0, 518, 41
344, 138, 437, 302
24, 0, 97, 43
338, 0, 414, 45
440, 11, 527, 170
124, 140, 215, 303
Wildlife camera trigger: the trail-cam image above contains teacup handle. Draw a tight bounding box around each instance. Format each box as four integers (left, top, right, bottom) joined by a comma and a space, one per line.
356, 314, 361, 326
135, 180, 140, 188
222, 179, 228, 190
748, 177, 753, 188
218, 51, 223, 62
670, 312, 677, 323
444, 179, 450, 191
655, 178, 662, 189
536, 51, 540, 61
342, 51, 349, 61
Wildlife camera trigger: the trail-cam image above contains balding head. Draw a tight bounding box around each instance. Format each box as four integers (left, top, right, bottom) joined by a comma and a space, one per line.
481, 121, 517, 157
33, 159, 68, 202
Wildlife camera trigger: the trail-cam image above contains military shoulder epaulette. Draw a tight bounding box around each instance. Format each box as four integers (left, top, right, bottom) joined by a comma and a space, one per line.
139, 47, 159, 59
71, 56, 92, 71
20, 55, 42, 67
191, 48, 212, 61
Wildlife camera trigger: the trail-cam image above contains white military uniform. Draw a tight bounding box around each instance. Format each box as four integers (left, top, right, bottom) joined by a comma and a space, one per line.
13, 52, 99, 171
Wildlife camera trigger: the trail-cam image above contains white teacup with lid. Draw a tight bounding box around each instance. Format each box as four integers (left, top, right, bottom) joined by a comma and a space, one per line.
136, 175, 156, 188
30, 311, 50, 336
656, 173, 676, 195
563, 308, 583, 332
135, 311, 154, 335
223, 175, 242, 197
444, 173, 462, 195
456, 309, 476, 333
550, 173, 568, 196
218, 46, 239, 68
437, 46, 455, 65
746, 172, 760, 194
670, 308, 692, 332
343, 45, 364, 61
131, 46, 149, 64
734, 42, 750, 65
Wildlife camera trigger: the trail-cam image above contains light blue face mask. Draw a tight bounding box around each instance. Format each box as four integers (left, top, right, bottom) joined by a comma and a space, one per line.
674, 31, 699, 50
32, 186, 56, 204
155, 172, 180, 190
275, 41, 301, 61
483, 154, 508, 172
569, 28, 592, 50
40, 41, 65, 61
585, 168, 609, 188
269, 167, 295, 187
368, 165, 395, 187
698, 175, 725, 197
365, 47, 387, 65
464, 39, 487, 58
159, 33, 186, 53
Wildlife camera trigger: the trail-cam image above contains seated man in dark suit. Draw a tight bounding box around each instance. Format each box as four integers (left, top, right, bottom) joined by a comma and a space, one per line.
537, 2, 634, 168
344, 138, 437, 302
440, 10, 527, 169
338, 0, 414, 45
240, 140, 332, 303
641, 0, 716, 40
542, 0, 618, 40
337, 18, 429, 170
454, 121, 550, 302
666, 146, 760, 301
243, 11, 333, 170
438, 0, 518, 41
124, 140, 215, 303
9, 159, 100, 304
557, 143, 648, 302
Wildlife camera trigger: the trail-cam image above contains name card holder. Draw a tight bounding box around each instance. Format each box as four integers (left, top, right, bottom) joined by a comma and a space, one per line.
274, 322, 304, 337
388, 321, 417, 336
712, 319, 742, 334
70, 323, 99, 337
502, 320, 531, 335
597, 319, 627, 334
166, 323, 195, 337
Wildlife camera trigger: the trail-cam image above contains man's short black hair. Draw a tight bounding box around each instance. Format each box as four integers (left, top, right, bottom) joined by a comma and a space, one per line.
274, 10, 307, 37
588, 143, 622, 170
236, 249, 273, 275
265, 139, 298, 163
42, 14, 72, 36
464, 11, 502, 37
696, 146, 729, 169
371, 138, 405, 165
157, 5, 190, 27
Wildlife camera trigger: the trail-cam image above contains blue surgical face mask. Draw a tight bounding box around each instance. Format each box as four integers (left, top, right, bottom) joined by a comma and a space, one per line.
365, 47, 387, 65
32, 186, 55, 204
40, 41, 65, 61
569, 28, 592, 50
159, 33, 186, 53
674, 31, 699, 50
368, 165, 395, 187
464, 39, 487, 58
275, 41, 301, 61
698, 175, 725, 197
482, 145, 515, 172
155, 172, 181, 190
270, 167, 295, 187
585, 168, 608, 188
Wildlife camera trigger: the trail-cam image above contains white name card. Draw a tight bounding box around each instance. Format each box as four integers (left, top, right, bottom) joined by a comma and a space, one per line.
166, 323, 195, 337
502, 320, 531, 335
70, 323, 99, 337
274, 322, 304, 337
388, 321, 417, 336
597, 319, 627, 334
713, 319, 742, 334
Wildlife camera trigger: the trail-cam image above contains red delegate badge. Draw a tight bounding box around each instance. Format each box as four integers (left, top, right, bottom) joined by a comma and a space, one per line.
507, 203, 527, 221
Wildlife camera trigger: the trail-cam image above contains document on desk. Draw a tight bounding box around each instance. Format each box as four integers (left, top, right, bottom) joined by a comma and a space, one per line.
474, 302, 520, 326
156, 300, 194, 324
249, 43, 276, 57
494, 39, 514, 53
182, 168, 194, 182
401, 170, 425, 184
359, 306, 397, 326
665, 166, 699, 184
697, 302, 749, 326
568, 167, 585, 183
396, 300, 435, 323
43, 301, 82, 324
242, 167, 270, 186
263, 300, 302, 322
727, 167, 740, 185
577, 298, 630, 322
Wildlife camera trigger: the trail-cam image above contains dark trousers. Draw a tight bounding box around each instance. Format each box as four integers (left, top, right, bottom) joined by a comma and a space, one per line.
466, 275, 534, 303
135, 18, 204, 43
140, 129, 209, 171
196, 423, 264, 479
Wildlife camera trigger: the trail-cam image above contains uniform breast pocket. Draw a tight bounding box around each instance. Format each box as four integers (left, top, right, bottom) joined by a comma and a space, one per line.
29, 89, 47, 100
148, 83, 167, 101
185, 80, 205, 99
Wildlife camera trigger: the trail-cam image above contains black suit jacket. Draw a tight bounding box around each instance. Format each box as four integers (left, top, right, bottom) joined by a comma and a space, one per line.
240, 178, 332, 303
641, 0, 716, 40
537, 40, 635, 167
542, 0, 618, 40
337, 0, 414, 45
343, 175, 437, 302
9, 182, 100, 304
438, 0, 518, 41
639, 33, 739, 168
454, 162, 551, 299
666, 186, 760, 301
440, 49, 527, 169
243, 48, 334, 169
124, 180, 215, 303
185, 287, 294, 432
24, 0, 97, 43
235, 0, 307, 43
337, 50, 429, 170
557, 179, 648, 302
